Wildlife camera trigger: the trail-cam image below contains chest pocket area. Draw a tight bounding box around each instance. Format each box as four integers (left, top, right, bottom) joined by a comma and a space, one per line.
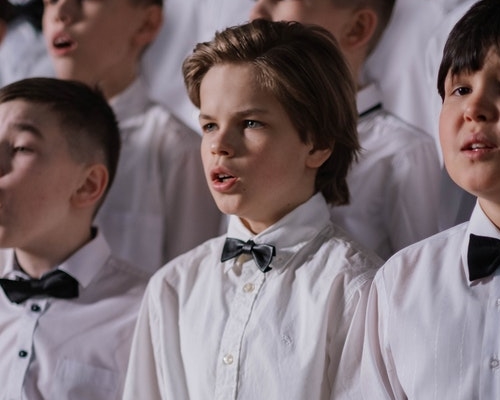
50, 358, 119, 400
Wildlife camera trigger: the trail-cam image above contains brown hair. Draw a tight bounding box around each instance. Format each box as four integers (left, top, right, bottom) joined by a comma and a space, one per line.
183, 19, 359, 205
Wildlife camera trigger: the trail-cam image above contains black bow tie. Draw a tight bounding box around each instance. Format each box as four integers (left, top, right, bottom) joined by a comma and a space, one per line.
467, 233, 500, 281
0, 269, 79, 304
221, 238, 276, 273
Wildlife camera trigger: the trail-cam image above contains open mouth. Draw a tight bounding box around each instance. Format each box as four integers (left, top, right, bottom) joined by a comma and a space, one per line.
470, 143, 491, 150
52, 34, 76, 52
462, 142, 494, 151
215, 173, 234, 183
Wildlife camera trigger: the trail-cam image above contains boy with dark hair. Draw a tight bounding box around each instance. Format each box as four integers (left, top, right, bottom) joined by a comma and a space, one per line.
251, 0, 441, 260
361, 1, 500, 397
42, 0, 222, 275
0, 77, 146, 399
123, 19, 381, 400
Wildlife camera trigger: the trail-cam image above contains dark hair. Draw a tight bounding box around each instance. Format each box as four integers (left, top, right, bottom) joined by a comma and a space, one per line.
183, 19, 359, 206
0, 77, 121, 203
0, 0, 43, 31
129, 0, 162, 7
0, 0, 16, 23
333, 0, 395, 55
437, 0, 500, 100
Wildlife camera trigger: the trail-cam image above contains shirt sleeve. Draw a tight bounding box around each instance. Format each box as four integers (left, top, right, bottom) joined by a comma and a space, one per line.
330, 269, 376, 400
122, 284, 164, 400
360, 270, 406, 399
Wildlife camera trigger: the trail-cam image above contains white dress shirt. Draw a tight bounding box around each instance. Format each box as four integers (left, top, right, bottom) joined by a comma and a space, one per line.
96, 77, 222, 276
362, 1, 445, 140
0, 230, 148, 400
123, 193, 382, 400
329, 84, 441, 261
361, 201, 500, 400
0, 19, 54, 88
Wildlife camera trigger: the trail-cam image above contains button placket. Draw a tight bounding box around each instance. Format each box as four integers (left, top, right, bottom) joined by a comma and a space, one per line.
214, 266, 265, 398
8, 299, 47, 397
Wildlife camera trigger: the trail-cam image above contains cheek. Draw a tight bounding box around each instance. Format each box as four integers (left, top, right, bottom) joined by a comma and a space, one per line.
438, 110, 457, 153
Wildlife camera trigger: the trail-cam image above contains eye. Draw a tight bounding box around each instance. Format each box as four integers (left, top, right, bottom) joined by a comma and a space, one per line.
12, 146, 33, 154
244, 120, 263, 129
201, 122, 217, 133
452, 86, 472, 96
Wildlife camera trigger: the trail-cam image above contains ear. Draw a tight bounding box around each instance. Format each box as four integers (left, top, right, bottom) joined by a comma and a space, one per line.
71, 164, 109, 210
132, 5, 163, 49
306, 146, 333, 169
339, 8, 378, 52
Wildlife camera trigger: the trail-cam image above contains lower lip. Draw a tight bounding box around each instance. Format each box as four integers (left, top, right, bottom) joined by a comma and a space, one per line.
462, 147, 497, 160
212, 177, 238, 192
51, 43, 77, 57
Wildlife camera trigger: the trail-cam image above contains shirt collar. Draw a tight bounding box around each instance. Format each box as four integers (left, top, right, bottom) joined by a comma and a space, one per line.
357, 83, 383, 118
462, 200, 500, 285
0, 229, 111, 289
224, 193, 331, 274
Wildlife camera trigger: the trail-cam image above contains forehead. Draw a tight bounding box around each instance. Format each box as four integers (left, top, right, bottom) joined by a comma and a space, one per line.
447, 47, 500, 80
200, 63, 270, 104
0, 100, 64, 139
199, 63, 299, 123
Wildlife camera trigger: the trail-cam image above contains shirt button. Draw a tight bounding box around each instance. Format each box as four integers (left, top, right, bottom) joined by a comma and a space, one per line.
223, 354, 234, 365
18, 350, 28, 358
31, 304, 41, 312
490, 359, 500, 369
496, 299, 500, 309
243, 283, 255, 293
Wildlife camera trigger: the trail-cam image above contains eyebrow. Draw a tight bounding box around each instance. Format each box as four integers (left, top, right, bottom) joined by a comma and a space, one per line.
199, 108, 270, 121
10, 121, 44, 139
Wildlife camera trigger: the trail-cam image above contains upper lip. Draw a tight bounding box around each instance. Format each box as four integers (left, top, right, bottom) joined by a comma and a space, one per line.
460, 132, 497, 151
51, 31, 76, 51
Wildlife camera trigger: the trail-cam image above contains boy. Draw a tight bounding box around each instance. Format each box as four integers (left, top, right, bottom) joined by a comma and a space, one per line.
360, 1, 500, 398
251, 0, 441, 260
0, 77, 146, 399
123, 20, 381, 400
42, 0, 222, 275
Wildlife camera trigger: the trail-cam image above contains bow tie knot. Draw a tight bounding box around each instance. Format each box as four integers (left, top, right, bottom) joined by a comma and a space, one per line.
467, 233, 500, 281
0, 269, 79, 304
221, 238, 276, 273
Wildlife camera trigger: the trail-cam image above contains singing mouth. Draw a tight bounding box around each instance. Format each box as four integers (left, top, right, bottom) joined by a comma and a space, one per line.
214, 173, 234, 183
52, 33, 77, 53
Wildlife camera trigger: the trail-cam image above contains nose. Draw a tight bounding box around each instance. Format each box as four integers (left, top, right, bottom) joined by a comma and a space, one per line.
44, 0, 78, 26
464, 89, 498, 123
205, 127, 237, 158
249, 0, 272, 21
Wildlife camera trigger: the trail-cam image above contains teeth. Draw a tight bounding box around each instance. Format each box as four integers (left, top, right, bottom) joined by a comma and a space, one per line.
54, 36, 72, 48
471, 143, 487, 150
217, 174, 231, 180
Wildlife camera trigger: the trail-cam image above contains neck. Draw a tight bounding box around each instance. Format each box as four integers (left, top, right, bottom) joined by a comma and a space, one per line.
98, 67, 138, 100
14, 224, 93, 279
478, 198, 500, 229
